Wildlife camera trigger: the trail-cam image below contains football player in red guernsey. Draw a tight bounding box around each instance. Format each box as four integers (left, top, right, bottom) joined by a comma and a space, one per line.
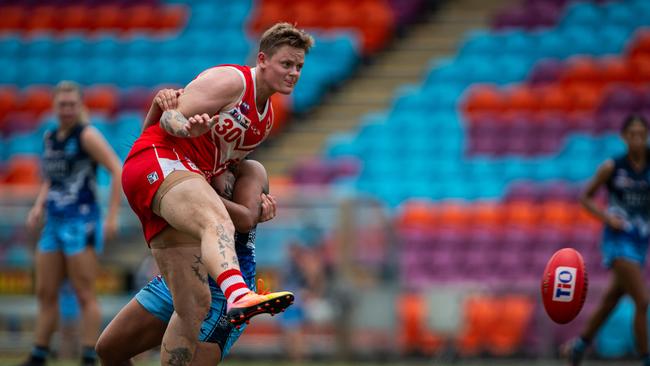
120, 23, 313, 365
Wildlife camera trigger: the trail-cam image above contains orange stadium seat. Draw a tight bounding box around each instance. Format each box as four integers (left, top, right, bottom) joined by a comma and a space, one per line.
472, 201, 503, 227
600, 57, 634, 84
397, 200, 436, 229
0, 6, 25, 31
356, 0, 394, 54
629, 55, 650, 84
84, 86, 118, 114
503, 201, 539, 228
123, 5, 156, 31
561, 56, 602, 87
504, 85, 539, 113
462, 84, 504, 116
537, 85, 572, 112
59, 5, 90, 31
628, 29, 650, 58
250, 1, 288, 34
21, 87, 52, 116
437, 201, 469, 228
323, 0, 357, 29
566, 83, 604, 112
540, 201, 576, 227
293, 2, 321, 29
269, 93, 290, 136
486, 295, 534, 356
2, 156, 41, 186
24, 6, 57, 33
456, 295, 498, 356
0, 87, 19, 120
154, 5, 188, 31
397, 292, 444, 355
91, 5, 122, 32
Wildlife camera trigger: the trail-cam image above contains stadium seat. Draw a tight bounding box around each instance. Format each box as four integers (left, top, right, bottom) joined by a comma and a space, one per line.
21, 87, 52, 116
0, 6, 25, 31
84, 86, 118, 114
24, 6, 57, 33
58, 5, 90, 31
1, 155, 41, 186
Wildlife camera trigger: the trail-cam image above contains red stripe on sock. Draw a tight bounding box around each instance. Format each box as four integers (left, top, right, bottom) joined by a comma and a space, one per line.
216, 269, 241, 286
225, 282, 248, 300
233, 291, 248, 303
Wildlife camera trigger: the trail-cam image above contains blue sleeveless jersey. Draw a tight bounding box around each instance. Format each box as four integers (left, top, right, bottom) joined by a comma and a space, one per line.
605, 149, 650, 241
41, 124, 98, 217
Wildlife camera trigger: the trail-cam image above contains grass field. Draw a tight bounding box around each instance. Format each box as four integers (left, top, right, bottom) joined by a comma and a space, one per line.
0, 357, 643, 366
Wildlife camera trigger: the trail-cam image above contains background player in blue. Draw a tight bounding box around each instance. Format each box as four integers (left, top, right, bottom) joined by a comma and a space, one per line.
95, 158, 277, 365
20, 81, 123, 366
563, 115, 650, 366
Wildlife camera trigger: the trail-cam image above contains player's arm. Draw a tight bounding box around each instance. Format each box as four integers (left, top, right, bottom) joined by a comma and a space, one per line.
26, 180, 50, 231
159, 68, 244, 138
579, 159, 623, 229
142, 88, 183, 132
220, 160, 271, 233
81, 126, 123, 239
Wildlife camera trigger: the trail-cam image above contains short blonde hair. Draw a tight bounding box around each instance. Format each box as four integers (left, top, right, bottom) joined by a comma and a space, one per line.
54, 80, 83, 99
54, 80, 88, 124
259, 22, 314, 56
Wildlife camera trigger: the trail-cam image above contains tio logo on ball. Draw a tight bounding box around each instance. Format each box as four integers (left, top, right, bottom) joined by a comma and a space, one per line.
553, 266, 577, 302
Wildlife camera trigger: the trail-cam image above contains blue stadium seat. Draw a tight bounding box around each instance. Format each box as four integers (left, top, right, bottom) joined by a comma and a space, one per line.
5, 131, 43, 158
0, 58, 18, 84
560, 2, 602, 29
0, 34, 21, 58
84, 58, 118, 85
459, 30, 500, 58
122, 34, 156, 58
57, 34, 89, 58
24, 34, 56, 59
91, 34, 121, 59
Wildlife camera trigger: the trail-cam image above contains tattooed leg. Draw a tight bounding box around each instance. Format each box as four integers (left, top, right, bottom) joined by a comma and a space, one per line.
153, 247, 211, 366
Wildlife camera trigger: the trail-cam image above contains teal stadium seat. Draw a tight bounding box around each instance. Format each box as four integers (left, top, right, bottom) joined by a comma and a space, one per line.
24, 34, 56, 59
560, 2, 602, 30
57, 34, 88, 58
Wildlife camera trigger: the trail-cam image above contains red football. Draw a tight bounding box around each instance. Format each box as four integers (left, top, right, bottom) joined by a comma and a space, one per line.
540, 248, 589, 324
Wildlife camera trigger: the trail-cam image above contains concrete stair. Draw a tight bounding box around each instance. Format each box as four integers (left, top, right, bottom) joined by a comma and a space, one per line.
252, 0, 516, 176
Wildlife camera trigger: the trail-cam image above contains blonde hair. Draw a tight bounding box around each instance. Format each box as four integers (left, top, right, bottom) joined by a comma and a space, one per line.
259, 22, 314, 56
54, 80, 89, 124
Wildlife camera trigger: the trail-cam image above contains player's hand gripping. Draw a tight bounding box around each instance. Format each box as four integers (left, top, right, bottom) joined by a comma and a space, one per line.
259, 194, 277, 222
154, 88, 183, 111
184, 113, 218, 137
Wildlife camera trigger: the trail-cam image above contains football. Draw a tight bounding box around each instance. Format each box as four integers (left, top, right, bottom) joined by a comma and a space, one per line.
540, 248, 589, 324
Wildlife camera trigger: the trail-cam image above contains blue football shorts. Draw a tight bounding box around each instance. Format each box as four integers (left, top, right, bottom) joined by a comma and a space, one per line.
601, 228, 649, 268
38, 214, 103, 256
135, 274, 256, 359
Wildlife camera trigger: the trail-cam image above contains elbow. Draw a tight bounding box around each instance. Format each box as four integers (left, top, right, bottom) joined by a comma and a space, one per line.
234, 215, 256, 233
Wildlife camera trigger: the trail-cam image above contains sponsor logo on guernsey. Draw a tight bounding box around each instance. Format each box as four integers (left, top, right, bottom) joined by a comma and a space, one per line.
230, 108, 250, 129
553, 266, 577, 302
147, 171, 159, 184
240, 102, 250, 114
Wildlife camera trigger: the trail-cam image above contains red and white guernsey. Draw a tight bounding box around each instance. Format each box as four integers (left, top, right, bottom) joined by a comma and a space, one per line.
129, 64, 274, 180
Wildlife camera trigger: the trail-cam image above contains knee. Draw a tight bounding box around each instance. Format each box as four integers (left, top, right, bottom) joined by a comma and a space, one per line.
95, 332, 115, 361
73, 287, 98, 308
36, 286, 58, 304
174, 285, 211, 320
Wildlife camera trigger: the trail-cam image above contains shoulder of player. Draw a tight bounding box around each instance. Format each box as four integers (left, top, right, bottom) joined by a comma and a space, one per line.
196, 67, 245, 97
598, 159, 616, 177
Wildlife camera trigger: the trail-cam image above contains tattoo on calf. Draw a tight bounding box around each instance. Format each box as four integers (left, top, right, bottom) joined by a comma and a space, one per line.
163, 343, 192, 366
